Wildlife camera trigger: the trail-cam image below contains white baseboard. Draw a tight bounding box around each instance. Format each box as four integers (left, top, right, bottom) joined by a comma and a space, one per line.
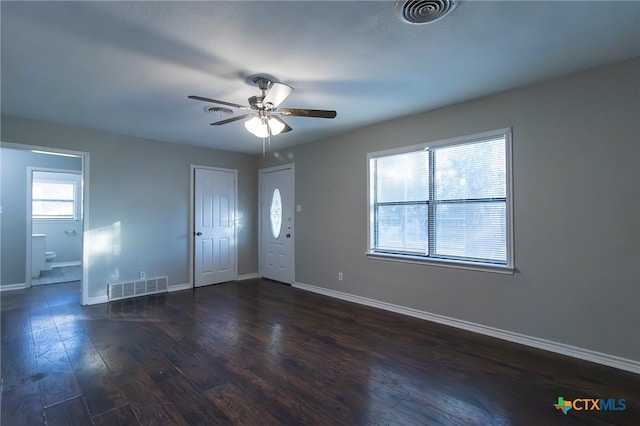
86, 294, 109, 305
32, 281, 55, 287
168, 283, 192, 292
293, 281, 640, 374
237, 273, 259, 281
0, 283, 27, 292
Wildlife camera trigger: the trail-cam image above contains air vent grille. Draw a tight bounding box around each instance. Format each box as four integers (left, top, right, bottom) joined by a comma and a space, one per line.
204, 106, 233, 115
396, 0, 457, 25
108, 276, 168, 301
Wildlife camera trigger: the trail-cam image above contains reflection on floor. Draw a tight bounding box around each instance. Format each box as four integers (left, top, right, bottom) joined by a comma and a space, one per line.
32, 265, 81, 286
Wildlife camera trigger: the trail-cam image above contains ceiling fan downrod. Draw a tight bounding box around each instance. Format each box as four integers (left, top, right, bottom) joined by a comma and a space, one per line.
253, 76, 271, 93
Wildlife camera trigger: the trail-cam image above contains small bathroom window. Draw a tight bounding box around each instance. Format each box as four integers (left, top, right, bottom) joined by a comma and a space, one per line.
32, 171, 81, 221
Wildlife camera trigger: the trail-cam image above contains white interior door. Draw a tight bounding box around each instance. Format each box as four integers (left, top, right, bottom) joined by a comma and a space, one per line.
259, 165, 294, 284
194, 167, 236, 287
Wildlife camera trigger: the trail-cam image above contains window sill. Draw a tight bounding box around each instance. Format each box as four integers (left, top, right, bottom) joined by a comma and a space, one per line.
33, 219, 79, 223
365, 251, 514, 275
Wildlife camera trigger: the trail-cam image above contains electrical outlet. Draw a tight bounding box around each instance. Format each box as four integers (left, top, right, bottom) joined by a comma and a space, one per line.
338, 272, 343, 281
139, 271, 146, 279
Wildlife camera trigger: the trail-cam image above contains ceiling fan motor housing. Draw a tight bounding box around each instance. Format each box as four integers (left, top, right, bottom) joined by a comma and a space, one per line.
248, 95, 265, 110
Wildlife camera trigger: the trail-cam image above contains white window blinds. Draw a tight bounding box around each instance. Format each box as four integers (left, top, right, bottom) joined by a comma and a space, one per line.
369, 129, 512, 270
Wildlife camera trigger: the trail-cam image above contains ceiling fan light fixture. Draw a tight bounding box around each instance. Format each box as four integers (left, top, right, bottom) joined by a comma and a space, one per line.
245, 116, 286, 138
268, 117, 285, 136
244, 117, 269, 138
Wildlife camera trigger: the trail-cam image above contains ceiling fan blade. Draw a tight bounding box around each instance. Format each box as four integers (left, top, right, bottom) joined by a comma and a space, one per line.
188, 95, 250, 110
270, 115, 293, 133
278, 108, 337, 119
210, 114, 254, 125
263, 83, 293, 109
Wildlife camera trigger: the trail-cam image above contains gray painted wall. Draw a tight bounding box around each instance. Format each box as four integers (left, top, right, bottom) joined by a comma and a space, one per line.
1, 148, 83, 284
259, 58, 640, 362
1, 58, 637, 363
1, 118, 258, 299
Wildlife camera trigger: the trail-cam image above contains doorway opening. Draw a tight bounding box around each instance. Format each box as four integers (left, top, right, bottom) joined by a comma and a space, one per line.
0, 143, 89, 305
29, 169, 83, 286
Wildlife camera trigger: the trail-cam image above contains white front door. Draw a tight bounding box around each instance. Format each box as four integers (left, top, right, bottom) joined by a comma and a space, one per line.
194, 167, 236, 287
259, 165, 294, 284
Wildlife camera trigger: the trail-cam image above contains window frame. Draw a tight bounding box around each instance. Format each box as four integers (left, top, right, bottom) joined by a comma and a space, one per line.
32, 171, 82, 222
366, 128, 514, 274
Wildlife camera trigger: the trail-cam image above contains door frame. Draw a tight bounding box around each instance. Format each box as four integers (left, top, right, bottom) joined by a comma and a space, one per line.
2, 142, 89, 305
27, 166, 83, 286
258, 163, 295, 283
189, 165, 238, 288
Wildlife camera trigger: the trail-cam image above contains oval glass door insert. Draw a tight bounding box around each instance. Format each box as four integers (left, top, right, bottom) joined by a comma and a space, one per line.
270, 188, 282, 239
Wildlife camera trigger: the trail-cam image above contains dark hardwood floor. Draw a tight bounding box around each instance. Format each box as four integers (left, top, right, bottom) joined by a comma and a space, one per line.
1, 279, 638, 425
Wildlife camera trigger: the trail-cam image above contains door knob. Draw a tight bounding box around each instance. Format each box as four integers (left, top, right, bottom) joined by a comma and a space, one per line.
195, 232, 202, 236
286, 233, 291, 238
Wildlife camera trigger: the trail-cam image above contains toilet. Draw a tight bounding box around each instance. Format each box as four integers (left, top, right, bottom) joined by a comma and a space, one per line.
31, 234, 57, 277
44, 251, 57, 271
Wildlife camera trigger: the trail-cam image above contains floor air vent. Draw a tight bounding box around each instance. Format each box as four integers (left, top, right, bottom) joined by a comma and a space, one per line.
108, 276, 168, 301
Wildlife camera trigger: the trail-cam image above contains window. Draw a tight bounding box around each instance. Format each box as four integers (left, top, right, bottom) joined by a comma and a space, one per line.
367, 128, 513, 273
32, 171, 81, 220
270, 188, 283, 239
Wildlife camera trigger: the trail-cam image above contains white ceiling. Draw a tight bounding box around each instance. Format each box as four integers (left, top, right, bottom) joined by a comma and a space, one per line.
2, 1, 639, 154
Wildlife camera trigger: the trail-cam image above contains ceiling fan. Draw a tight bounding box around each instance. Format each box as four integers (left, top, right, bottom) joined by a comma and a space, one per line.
189, 76, 337, 139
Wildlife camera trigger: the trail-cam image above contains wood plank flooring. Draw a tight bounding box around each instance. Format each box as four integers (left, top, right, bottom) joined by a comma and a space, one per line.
1, 279, 638, 425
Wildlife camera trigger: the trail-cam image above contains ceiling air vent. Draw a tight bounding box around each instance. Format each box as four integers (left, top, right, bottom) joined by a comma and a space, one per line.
395, 0, 458, 25
204, 106, 233, 116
